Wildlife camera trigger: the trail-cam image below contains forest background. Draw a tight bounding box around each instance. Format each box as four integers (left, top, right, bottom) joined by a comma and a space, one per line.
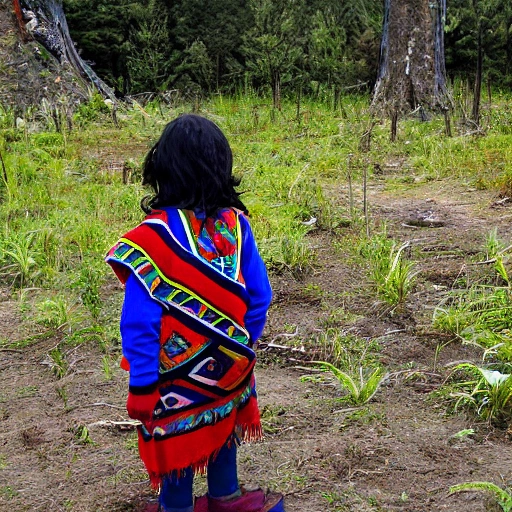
62, 0, 512, 100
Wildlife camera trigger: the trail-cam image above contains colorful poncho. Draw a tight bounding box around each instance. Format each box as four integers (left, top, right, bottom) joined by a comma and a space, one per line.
106, 208, 271, 486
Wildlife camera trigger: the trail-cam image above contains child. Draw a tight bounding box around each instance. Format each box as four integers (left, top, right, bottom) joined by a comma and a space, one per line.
106, 114, 285, 512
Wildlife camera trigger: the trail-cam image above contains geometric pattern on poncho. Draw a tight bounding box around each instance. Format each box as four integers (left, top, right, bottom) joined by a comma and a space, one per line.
107, 241, 250, 346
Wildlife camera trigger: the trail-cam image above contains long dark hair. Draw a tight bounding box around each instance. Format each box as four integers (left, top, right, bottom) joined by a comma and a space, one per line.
141, 114, 248, 215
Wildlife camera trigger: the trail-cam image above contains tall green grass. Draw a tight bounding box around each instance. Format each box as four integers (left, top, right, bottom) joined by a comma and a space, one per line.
1, 91, 512, 362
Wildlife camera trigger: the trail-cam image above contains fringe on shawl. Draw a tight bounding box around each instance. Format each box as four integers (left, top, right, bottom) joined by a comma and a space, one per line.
140, 395, 262, 488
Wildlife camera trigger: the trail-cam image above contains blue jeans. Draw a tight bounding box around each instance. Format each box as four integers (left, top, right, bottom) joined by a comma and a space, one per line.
159, 441, 239, 511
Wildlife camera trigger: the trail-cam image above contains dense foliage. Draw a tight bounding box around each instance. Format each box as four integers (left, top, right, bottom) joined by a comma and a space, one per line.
445, 0, 512, 87
62, 0, 382, 96
61, 0, 512, 97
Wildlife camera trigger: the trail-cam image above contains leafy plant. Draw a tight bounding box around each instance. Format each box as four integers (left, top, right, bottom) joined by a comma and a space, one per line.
359, 233, 417, 306
306, 361, 387, 406
483, 228, 511, 285
262, 228, 316, 279
101, 355, 114, 381
72, 425, 94, 445
449, 428, 475, 443
315, 328, 381, 369
47, 346, 68, 379
449, 363, 512, 426
450, 481, 512, 512
75, 263, 104, 322
380, 242, 417, 305
36, 296, 75, 329
1, 232, 41, 287
433, 286, 512, 360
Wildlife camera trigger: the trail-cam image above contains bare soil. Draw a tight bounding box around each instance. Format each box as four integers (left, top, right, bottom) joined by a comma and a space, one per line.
2, 177, 512, 512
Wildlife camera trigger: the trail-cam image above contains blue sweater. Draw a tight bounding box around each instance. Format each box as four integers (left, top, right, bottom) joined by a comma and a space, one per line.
120, 208, 272, 387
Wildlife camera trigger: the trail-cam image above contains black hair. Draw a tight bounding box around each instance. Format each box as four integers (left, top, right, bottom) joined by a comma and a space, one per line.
141, 114, 248, 216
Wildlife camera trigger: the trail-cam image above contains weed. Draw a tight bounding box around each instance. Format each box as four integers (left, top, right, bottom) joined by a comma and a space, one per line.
315, 328, 381, 369
483, 228, 511, 285
47, 346, 68, 379
101, 355, 114, 380
380, 242, 417, 305
337, 406, 386, 431
72, 424, 94, 445
56, 386, 68, 409
322, 490, 344, 506
305, 361, 387, 406
36, 296, 75, 329
449, 428, 475, 441
75, 262, 104, 322
260, 404, 287, 434
63, 499, 74, 510
433, 231, 512, 362
125, 431, 139, 451
0, 486, 18, 500
65, 326, 105, 347
1, 231, 41, 287
263, 228, 316, 279
361, 236, 418, 307
319, 306, 361, 329
73, 93, 111, 126
450, 481, 512, 512
17, 386, 38, 398
433, 286, 512, 360
448, 362, 512, 426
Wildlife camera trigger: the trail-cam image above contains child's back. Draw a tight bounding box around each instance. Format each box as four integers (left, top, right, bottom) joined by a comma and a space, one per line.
106, 115, 284, 512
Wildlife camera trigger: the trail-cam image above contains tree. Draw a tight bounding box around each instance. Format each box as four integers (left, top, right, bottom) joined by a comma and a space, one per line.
308, 9, 348, 103
125, 15, 173, 93
371, 0, 450, 139
308, 2, 381, 108
445, 0, 512, 124
169, 0, 253, 91
243, 0, 306, 110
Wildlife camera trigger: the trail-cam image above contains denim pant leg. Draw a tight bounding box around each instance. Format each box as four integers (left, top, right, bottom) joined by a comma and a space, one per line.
159, 468, 194, 512
207, 442, 240, 498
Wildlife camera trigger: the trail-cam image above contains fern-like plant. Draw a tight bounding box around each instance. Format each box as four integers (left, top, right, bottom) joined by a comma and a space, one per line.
450, 481, 512, 512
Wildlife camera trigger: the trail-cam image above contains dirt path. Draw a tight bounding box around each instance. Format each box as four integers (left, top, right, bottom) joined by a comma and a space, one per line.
1, 179, 511, 511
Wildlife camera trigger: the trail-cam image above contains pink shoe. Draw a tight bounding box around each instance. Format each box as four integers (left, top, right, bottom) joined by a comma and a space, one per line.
141, 501, 159, 512
197, 486, 285, 512
195, 495, 209, 512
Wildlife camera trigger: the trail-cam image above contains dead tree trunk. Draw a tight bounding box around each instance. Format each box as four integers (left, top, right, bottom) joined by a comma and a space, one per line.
12, 0, 27, 39
19, 0, 116, 101
371, 0, 451, 137
0, 0, 115, 114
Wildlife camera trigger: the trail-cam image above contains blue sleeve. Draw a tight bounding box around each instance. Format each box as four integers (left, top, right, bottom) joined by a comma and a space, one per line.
240, 215, 272, 342
120, 273, 163, 387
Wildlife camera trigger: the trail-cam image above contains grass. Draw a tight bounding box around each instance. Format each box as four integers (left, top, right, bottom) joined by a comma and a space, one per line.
2, 90, 512, 512
1, 92, 509, 326
300, 328, 386, 406
433, 230, 512, 362
444, 362, 512, 426
2, 92, 512, 425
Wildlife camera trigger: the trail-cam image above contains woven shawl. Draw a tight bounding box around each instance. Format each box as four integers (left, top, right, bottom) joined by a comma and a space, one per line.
106, 209, 262, 485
